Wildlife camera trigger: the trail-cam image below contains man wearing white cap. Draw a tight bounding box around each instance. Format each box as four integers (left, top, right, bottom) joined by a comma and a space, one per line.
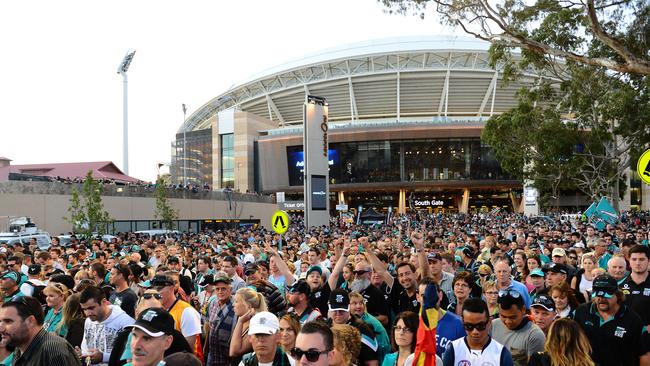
239, 311, 295, 366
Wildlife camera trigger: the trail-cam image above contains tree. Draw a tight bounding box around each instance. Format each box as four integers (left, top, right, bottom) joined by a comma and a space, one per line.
382, 0, 650, 209
64, 186, 86, 233
380, 0, 650, 75
64, 171, 112, 236
154, 178, 178, 230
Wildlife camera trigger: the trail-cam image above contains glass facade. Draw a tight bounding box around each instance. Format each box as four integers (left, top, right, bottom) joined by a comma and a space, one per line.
220, 133, 234, 189
171, 128, 213, 186
287, 138, 511, 186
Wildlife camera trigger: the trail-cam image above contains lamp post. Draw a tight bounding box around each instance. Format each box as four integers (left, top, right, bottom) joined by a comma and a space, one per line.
117, 50, 136, 175
182, 104, 187, 186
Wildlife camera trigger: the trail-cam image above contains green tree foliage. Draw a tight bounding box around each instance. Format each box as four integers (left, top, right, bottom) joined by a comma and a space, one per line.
380, 0, 650, 75
65, 186, 86, 233
64, 171, 112, 236
382, 0, 650, 209
154, 178, 178, 230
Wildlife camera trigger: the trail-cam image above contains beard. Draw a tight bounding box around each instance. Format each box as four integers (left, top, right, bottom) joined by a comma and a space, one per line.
350, 278, 370, 293
4, 323, 29, 348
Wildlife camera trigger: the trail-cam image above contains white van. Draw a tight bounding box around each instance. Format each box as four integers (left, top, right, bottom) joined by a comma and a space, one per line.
0, 232, 52, 250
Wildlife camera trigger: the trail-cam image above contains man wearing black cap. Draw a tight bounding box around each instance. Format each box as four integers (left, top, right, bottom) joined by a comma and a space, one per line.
19, 264, 46, 301
573, 274, 650, 366
124, 307, 175, 366
326, 288, 379, 366
530, 294, 557, 335
287, 279, 321, 325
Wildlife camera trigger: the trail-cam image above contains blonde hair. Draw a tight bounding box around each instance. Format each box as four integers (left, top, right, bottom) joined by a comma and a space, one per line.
235, 287, 267, 312
545, 318, 594, 366
43, 282, 72, 300
332, 324, 361, 365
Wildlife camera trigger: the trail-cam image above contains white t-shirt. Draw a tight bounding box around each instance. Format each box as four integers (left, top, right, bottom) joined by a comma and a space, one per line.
179, 306, 202, 337
238, 353, 296, 366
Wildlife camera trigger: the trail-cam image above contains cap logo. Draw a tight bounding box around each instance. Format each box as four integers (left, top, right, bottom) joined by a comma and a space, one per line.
336, 294, 344, 303
259, 317, 267, 325
142, 310, 158, 322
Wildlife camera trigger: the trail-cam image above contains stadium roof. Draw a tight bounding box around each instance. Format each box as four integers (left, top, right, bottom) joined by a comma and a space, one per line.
180, 35, 541, 133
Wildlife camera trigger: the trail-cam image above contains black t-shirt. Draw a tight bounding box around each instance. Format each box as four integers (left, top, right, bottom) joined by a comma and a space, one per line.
388, 278, 420, 315
621, 274, 650, 325
326, 315, 378, 364
572, 302, 648, 366
109, 288, 138, 318
309, 283, 331, 316
361, 284, 388, 318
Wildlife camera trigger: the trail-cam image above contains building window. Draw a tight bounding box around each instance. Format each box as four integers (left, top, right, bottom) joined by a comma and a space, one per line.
221, 134, 234, 188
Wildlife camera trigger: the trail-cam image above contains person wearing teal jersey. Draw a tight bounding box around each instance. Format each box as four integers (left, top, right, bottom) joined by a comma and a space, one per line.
594, 238, 613, 269
349, 291, 391, 363
42, 282, 72, 336
0, 271, 24, 303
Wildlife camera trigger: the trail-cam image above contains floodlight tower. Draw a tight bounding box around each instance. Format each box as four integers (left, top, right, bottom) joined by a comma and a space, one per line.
117, 50, 136, 175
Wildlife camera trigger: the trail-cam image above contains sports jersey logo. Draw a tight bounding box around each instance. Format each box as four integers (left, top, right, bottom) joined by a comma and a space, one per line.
458, 361, 470, 366
643, 288, 650, 296
614, 326, 627, 338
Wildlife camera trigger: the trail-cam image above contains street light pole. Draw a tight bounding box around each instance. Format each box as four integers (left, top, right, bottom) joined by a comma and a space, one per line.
117, 50, 136, 176
182, 104, 187, 186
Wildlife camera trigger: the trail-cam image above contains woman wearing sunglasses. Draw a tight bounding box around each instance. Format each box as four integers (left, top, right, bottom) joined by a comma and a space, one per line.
382, 311, 418, 366
42, 282, 72, 337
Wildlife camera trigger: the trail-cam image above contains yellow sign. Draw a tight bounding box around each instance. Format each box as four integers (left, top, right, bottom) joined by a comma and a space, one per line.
271, 210, 290, 234
637, 148, 650, 185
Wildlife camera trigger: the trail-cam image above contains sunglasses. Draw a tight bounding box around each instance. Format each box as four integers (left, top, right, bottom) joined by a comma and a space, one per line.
498, 289, 521, 299
353, 270, 370, 276
143, 293, 162, 300
290, 348, 330, 362
463, 321, 488, 331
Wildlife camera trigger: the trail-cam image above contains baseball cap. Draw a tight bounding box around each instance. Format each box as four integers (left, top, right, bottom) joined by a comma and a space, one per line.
529, 243, 541, 250
461, 247, 475, 258
306, 266, 323, 276
552, 248, 566, 257
427, 252, 442, 262
543, 263, 568, 275
28, 264, 41, 276
592, 274, 618, 298
248, 311, 280, 335
572, 243, 585, 249
244, 263, 259, 276
151, 275, 174, 287
167, 256, 180, 264
125, 307, 175, 337
531, 294, 556, 312
288, 279, 311, 296
138, 280, 152, 288
328, 288, 350, 312
1, 271, 20, 283
213, 271, 232, 285
529, 268, 545, 277
50, 274, 75, 291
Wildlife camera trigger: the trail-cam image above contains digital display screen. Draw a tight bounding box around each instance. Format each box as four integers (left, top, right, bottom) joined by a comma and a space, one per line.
311, 175, 327, 211
287, 146, 338, 186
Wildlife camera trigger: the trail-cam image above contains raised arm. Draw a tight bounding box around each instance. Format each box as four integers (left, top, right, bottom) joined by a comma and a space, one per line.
265, 241, 295, 286
328, 239, 349, 290
360, 236, 394, 288
412, 231, 430, 279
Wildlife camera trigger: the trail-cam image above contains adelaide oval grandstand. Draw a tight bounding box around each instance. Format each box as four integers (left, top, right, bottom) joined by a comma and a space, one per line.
170, 36, 619, 214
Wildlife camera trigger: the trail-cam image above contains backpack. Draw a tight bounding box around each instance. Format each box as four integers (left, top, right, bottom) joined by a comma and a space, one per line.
26, 281, 47, 305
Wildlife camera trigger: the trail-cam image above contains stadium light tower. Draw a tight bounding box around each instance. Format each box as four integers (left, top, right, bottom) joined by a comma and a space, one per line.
117, 50, 136, 175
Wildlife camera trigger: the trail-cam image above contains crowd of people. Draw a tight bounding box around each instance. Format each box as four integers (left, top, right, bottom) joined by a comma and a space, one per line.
0, 210, 650, 366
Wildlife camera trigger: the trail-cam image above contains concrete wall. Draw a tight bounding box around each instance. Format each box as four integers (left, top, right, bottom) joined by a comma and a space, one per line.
0, 182, 278, 234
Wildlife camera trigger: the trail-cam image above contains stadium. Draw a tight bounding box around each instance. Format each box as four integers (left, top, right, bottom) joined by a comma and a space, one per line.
170, 36, 584, 214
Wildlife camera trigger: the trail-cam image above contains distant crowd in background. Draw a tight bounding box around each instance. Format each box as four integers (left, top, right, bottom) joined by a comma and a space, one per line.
1, 210, 650, 365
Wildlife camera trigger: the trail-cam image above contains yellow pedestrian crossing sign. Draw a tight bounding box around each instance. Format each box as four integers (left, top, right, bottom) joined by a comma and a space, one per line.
272, 210, 290, 234
638, 148, 650, 185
